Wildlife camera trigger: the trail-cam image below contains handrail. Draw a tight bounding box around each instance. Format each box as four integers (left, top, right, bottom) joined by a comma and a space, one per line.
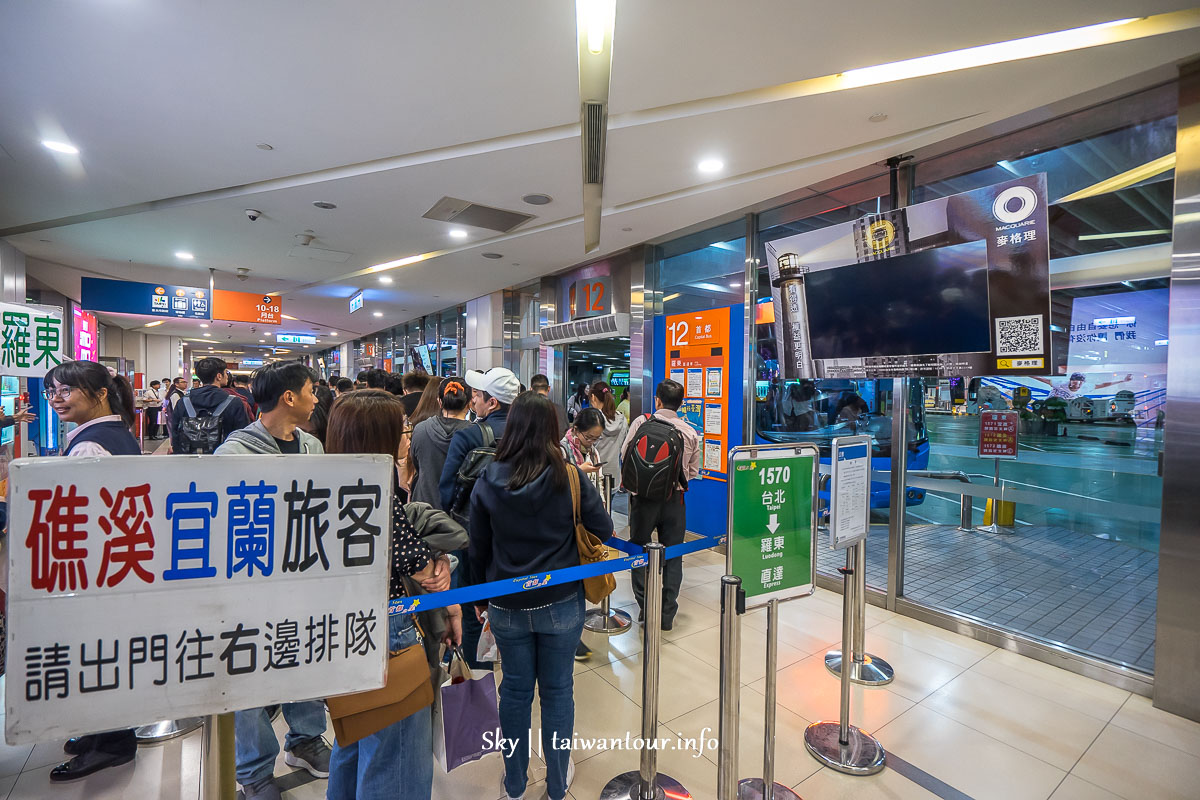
907, 469, 973, 531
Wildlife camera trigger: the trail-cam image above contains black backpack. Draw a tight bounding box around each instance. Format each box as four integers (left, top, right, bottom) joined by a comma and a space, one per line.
177, 395, 234, 454
448, 421, 497, 523
621, 414, 686, 501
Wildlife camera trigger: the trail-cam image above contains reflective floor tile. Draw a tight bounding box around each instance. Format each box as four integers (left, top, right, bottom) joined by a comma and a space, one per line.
874, 705, 1065, 800
1073, 723, 1200, 800
794, 764, 941, 800
593, 643, 721, 723
969, 648, 1131, 723
670, 622, 809, 684
1049, 774, 1126, 800
1109, 694, 1200, 758
869, 616, 995, 668
921, 670, 1107, 771
565, 725, 718, 800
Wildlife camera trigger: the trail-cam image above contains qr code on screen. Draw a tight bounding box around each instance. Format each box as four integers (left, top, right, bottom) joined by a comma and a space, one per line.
995, 314, 1044, 357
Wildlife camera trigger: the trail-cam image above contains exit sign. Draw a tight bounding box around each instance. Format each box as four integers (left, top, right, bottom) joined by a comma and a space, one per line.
277, 334, 316, 345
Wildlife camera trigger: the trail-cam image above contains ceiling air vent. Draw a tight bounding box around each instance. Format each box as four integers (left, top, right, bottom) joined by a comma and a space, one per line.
422, 197, 534, 233
583, 102, 606, 185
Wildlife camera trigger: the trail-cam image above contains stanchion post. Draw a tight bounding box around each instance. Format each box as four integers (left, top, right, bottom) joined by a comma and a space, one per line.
848, 542, 893, 687
717, 576, 741, 800
601, 543, 689, 800
803, 553, 885, 775
585, 472, 633, 636
200, 712, 236, 800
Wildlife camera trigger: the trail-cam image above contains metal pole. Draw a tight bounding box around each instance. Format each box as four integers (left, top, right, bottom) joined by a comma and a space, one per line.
717, 576, 741, 800
200, 713, 236, 800
960, 493, 973, 531
763, 599, 777, 799
586, 473, 631, 635
804, 555, 885, 775
601, 543, 688, 800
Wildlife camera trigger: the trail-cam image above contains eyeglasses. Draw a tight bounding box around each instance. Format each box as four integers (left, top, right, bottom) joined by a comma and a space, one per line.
579, 430, 602, 445
43, 387, 73, 401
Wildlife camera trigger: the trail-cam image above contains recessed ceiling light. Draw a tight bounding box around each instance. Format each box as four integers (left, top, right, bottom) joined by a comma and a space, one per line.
373, 311, 383, 317
313, 201, 337, 210
203, 332, 211, 337
329, 331, 338, 337
200, 323, 209, 328
449, 229, 469, 239
522, 193, 553, 205
42, 140, 79, 155
697, 158, 724, 173
256, 143, 274, 151
482, 252, 503, 259
868, 112, 889, 123
175, 251, 195, 261
144, 320, 165, 328
621, 227, 633, 232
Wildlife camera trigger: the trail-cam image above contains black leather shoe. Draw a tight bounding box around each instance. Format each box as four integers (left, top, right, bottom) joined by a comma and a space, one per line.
63, 735, 95, 756
49, 748, 136, 782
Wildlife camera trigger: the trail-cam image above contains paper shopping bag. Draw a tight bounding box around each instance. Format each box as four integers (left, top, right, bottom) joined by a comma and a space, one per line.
433, 648, 501, 772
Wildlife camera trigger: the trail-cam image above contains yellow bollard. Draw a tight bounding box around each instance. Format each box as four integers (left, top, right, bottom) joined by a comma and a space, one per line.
983, 499, 1016, 527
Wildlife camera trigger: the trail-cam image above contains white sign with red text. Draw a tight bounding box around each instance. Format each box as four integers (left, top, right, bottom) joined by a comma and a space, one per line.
5, 455, 393, 744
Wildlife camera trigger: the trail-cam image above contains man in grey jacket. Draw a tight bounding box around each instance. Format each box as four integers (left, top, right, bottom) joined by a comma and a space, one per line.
214, 362, 326, 800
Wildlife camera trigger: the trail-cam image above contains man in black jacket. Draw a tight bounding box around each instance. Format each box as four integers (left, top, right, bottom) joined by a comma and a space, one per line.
170, 357, 250, 452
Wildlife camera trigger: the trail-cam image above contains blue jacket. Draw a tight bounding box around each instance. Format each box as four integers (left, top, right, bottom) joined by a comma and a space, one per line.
438, 409, 508, 510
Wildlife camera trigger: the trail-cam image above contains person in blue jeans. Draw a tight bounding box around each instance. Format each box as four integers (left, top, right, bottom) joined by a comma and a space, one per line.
469, 391, 613, 800
324, 390, 459, 800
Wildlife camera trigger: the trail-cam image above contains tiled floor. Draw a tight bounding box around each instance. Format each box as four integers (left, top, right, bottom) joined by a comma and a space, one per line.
815, 523, 1158, 672
2, 547, 1198, 800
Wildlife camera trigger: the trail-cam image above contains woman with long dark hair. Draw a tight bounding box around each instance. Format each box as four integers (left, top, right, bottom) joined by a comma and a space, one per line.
323, 390, 459, 800
587, 380, 627, 492
469, 392, 613, 800
41, 360, 140, 781
408, 378, 471, 508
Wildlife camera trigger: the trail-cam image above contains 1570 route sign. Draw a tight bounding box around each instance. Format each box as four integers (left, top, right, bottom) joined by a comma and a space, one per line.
726, 444, 817, 605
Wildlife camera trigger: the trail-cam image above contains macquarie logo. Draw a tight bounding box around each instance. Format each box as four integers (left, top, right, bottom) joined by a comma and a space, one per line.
992, 185, 1039, 226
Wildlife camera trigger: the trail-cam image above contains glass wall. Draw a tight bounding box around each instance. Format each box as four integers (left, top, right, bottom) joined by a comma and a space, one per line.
349, 304, 467, 378
897, 107, 1176, 674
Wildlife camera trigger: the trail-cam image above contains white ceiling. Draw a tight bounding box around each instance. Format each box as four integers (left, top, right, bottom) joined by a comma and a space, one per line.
4, 1, 1199, 349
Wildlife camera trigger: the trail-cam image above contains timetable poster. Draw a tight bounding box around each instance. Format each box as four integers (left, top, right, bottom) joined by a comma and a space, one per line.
666, 308, 729, 476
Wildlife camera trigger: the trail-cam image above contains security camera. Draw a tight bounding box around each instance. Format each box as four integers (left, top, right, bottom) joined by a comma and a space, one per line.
245, 209, 262, 222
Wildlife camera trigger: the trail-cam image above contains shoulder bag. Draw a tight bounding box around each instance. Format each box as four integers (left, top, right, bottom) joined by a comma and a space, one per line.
568, 465, 616, 603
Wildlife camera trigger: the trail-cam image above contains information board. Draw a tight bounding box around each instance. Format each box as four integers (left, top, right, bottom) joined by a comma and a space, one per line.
666, 308, 730, 476
830, 435, 870, 549
0, 302, 64, 378
81, 277, 210, 321
5, 454, 393, 744
727, 444, 816, 604
213, 290, 282, 325
978, 410, 1019, 458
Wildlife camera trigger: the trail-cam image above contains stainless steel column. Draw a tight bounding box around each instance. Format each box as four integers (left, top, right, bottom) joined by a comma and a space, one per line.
200, 713, 236, 800
601, 543, 690, 800
886, 378, 909, 609
1156, 62, 1200, 722
742, 213, 759, 444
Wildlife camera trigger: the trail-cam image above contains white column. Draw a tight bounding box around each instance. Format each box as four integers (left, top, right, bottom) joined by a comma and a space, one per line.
463, 291, 504, 370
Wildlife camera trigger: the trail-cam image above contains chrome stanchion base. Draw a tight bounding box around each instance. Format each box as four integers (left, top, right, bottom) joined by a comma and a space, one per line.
136, 717, 205, 743
803, 721, 885, 776
738, 777, 803, 799
824, 650, 895, 686
976, 523, 1015, 535
600, 770, 691, 800
584, 606, 633, 635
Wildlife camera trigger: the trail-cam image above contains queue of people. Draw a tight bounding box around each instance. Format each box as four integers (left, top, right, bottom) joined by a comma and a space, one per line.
20, 357, 700, 800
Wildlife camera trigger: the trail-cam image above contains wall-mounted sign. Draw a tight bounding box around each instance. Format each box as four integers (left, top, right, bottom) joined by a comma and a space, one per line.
240, 359, 265, 368
72, 306, 98, 362
277, 334, 316, 345
666, 307, 729, 476
349, 291, 365, 314
213, 290, 281, 326
81, 277, 210, 320
1, 302, 64, 378
571, 276, 611, 319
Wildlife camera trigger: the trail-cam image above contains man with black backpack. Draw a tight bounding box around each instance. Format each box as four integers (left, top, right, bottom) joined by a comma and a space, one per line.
620, 379, 700, 631
170, 357, 251, 454
438, 366, 519, 668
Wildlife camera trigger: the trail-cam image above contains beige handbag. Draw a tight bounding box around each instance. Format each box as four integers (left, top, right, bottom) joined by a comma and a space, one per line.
568, 466, 616, 603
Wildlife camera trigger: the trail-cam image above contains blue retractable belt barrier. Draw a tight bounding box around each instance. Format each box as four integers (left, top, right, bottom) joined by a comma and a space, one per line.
389, 534, 726, 615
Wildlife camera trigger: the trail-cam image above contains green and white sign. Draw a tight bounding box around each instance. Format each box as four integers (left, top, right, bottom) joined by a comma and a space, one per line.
727, 444, 817, 604
0, 302, 63, 378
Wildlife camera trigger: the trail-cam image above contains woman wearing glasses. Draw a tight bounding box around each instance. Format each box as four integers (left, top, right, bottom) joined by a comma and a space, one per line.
39, 360, 141, 782
558, 407, 606, 662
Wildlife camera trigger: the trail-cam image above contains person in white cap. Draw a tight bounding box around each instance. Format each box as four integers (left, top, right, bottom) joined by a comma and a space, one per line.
438, 366, 521, 668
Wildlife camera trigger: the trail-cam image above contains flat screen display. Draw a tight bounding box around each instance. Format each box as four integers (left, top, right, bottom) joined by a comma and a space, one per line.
805, 240, 991, 361
1, 377, 18, 394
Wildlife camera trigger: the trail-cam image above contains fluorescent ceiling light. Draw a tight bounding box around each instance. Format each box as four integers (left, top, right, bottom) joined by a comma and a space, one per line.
373, 311, 384, 317
1058, 153, 1176, 203
175, 251, 195, 261
42, 140, 79, 154
449, 229, 468, 239
840, 17, 1140, 89
663, 292, 681, 302
379, 276, 393, 284
281, 314, 297, 320
693, 282, 729, 292
697, 158, 724, 173
577, 0, 615, 55
144, 320, 165, 328
1079, 229, 1171, 241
